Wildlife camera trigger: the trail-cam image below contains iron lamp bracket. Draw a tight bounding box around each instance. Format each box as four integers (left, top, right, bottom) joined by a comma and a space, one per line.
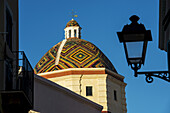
137, 71, 170, 83
130, 63, 170, 83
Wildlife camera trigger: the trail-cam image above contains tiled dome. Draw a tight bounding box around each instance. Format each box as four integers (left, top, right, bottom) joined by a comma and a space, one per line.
34, 38, 117, 74
66, 19, 80, 27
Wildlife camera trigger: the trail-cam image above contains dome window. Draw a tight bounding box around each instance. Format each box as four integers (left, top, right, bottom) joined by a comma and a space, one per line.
69, 30, 71, 38
74, 29, 77, 37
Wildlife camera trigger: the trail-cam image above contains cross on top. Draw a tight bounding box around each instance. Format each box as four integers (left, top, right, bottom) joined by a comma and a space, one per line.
70, 9, 78, 19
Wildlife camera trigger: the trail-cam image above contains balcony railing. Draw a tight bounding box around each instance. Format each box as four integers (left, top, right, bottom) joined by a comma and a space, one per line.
13, 51, 34, 107
1, 51, 34, 113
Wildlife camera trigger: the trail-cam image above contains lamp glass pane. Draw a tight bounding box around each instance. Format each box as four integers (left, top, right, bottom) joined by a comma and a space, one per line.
126, 41, 144, 63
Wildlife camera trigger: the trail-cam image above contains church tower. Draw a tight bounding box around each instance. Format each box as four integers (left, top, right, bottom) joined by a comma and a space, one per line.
34, 19, 127, 113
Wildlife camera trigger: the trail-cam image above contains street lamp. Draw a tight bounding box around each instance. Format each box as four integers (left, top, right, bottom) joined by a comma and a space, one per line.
117, 15, 170, 83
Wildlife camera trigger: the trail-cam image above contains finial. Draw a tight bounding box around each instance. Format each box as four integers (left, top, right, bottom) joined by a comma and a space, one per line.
70, 9, 78, 19
129, 15, 140, 23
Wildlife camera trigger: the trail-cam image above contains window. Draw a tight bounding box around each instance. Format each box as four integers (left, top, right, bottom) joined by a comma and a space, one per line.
114, 90, 117, 101
6, 8, 13, 50
69, 30, 71, 38
74, 30, 76, 37
86, 86, 92, 96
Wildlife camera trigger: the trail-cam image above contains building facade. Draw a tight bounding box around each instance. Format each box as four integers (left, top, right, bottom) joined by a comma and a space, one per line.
159, 0, 170, 51
0, 1, 34, 113
34, 19, 127, 113
0, 0, 19, 92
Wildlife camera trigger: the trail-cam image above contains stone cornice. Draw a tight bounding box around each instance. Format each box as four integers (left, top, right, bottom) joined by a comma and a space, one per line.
38, 68, 125, 82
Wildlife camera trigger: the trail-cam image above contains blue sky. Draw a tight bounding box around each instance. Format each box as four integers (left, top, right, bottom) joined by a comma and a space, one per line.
19, 0, 170, 113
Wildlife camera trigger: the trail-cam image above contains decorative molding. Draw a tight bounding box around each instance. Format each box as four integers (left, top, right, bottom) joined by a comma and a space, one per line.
55, 39, 67, 65
37, 68, 124, 82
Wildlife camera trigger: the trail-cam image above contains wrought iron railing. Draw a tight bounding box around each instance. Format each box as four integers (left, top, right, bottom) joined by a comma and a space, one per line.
13, 51, 34, 107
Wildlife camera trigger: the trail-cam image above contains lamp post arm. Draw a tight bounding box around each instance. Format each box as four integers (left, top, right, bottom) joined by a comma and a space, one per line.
136, 71, 170, 83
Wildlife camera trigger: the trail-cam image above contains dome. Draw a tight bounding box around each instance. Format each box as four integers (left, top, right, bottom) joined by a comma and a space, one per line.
34, 38, 117, 74
66, 19, 80, 27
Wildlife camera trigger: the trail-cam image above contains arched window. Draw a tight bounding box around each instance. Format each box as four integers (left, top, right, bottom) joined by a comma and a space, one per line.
74, 30, 77, 37
69, 30, 71, 38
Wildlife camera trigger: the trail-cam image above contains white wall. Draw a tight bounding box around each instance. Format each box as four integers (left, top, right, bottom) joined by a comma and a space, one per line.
34, 75, 103, 113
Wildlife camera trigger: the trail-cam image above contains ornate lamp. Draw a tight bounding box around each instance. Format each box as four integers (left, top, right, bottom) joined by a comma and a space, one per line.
117, 15, 170, 83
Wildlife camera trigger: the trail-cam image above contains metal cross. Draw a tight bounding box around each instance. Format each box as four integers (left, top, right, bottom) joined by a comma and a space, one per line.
70, 9, 78, 19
